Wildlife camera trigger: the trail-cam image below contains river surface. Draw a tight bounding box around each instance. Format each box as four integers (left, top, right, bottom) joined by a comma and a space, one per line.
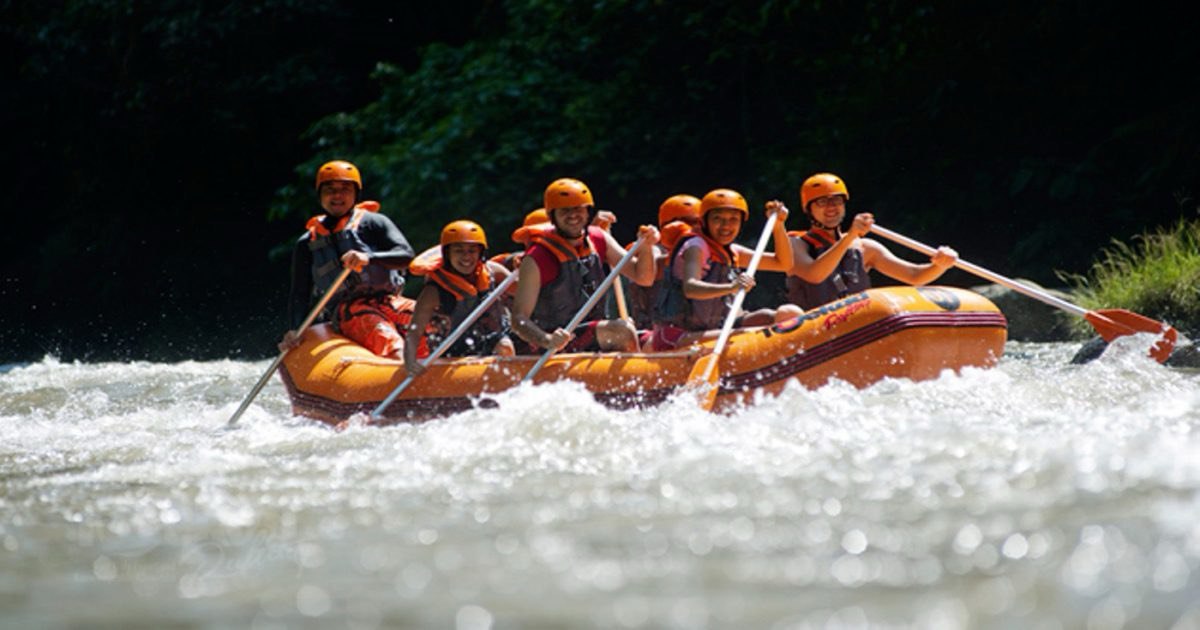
2, 337, 1199, 629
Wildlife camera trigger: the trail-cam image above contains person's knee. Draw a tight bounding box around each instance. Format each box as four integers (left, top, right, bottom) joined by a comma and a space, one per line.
599, 319, 637, 351
739, 309, 775, 327
775, 304, 803, 321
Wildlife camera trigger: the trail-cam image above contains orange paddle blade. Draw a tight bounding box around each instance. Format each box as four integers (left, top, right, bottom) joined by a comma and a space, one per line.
686, 353, 720, 411
1085, 308, 1177, 363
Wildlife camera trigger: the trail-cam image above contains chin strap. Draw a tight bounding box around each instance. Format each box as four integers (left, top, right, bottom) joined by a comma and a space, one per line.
808, 221, 843, 237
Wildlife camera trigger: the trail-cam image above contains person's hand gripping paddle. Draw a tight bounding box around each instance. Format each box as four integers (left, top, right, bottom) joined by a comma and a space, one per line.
686, 207, 782, 411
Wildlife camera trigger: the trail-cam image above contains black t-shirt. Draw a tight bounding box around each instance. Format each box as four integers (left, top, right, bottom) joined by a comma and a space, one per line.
286, 211, 414, 328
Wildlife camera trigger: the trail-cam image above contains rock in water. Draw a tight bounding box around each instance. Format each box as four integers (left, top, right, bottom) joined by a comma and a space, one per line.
971, 281, 1078, 342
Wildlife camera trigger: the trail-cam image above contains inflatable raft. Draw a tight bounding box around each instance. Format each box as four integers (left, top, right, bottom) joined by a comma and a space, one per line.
279, 286, 1007, 425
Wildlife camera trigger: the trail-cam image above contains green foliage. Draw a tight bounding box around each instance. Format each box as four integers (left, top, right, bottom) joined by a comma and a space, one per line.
1062, 216, 1200, 335
273, 0, 951, 253
279, 0, 1199, 279
8, 0, 1200, 361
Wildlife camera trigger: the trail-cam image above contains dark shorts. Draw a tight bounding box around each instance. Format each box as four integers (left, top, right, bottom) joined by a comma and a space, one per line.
516, 321, 601, 355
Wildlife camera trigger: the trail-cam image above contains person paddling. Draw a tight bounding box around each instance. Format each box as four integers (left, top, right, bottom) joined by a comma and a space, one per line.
403, 221, 515, 375
650, 189, 802, 351
624, 194, 702, 330
786, 173, 958, 310
511, 178, 659, 354
280, 160, 417, 359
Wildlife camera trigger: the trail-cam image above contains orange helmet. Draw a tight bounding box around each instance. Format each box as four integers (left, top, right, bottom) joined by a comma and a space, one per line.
523, 208, 549, 226
543, 178, 594, 211
315, 160, 362, 191
658, 194, 701, 227
440, 220, 488, 250
699, 188, 749, 219
512, 208, 550, 244
800, 173, 849, 210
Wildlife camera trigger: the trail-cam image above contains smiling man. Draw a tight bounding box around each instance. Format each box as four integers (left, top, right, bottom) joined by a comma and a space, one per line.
280, 160, 416, 359
510, 178, 659, 354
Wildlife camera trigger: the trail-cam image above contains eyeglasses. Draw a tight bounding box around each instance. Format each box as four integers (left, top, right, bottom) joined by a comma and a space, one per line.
811, 196, 846, 209
320, 183, 357, 196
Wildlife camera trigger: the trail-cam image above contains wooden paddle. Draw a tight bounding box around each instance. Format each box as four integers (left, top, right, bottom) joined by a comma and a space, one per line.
613, 276, 630, 319
520, 232, 653, 383
369, 271, 519, 421
687, 209, 781, 411
870, 224, 1177, 363
227, 266, 353, 427
596, 212, 632, 322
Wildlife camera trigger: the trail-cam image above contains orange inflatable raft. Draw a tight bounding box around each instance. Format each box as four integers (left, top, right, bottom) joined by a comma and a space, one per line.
279, 286, 1007, 425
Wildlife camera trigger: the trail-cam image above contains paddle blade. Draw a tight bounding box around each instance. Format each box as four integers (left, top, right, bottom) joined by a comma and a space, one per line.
1085, 308, 1177, 364
686, 353, 720, 411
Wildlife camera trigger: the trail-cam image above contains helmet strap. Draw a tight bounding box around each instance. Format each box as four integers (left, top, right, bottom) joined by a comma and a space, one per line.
806, 205, 843, 232
807, 212, 843, 234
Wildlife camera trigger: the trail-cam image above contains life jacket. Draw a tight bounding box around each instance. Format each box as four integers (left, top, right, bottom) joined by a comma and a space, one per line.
659, 220, 693, 251
624, 241, 671, 330
526, 224, 609, 331
305, 207, 405, 302
785, 228, 870, 310
425, 260, 511, 356
653, 230, 739, 331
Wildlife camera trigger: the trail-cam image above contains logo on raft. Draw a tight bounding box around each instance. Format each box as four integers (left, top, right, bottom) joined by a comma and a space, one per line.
917, 287, 961, 311
769, 292, 871, 336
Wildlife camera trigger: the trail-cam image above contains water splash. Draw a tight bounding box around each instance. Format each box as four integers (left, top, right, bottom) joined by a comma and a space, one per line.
1, 344, 1198, 627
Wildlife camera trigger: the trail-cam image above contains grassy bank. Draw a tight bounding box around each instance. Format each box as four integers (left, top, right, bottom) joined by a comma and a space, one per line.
1062, 217, 1200, 336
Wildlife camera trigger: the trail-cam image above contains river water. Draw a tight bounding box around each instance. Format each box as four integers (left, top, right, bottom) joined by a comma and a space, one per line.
2, 336, 1198, 629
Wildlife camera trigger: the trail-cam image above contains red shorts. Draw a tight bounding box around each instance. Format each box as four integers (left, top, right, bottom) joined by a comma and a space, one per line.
650, 323, 689, 351
650, 318, 742, 351
335, 294, 433, 359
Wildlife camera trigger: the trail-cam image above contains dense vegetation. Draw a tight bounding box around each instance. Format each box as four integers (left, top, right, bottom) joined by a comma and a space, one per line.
1066, 217, 1200, 336
4, 1, 1197, 362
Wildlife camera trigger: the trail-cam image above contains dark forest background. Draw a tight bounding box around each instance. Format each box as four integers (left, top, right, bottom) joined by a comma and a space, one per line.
3, 0, 1197, 363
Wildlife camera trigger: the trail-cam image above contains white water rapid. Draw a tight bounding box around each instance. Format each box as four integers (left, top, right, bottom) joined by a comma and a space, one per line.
2, 337, 1198, 628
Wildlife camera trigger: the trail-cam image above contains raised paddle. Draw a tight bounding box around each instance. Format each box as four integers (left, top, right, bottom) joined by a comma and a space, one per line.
870, 224, 1177, 363
369, 270, 520, 421
520, 232, 653, 383
227, 266, 353, 427
687, 208, 781, 411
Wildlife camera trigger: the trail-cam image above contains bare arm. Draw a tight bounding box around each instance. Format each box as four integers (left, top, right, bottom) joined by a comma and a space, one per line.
862, 240, 958, 286
734, 201, 792, 272
403, 284, 441, 374
605, 227, 659, 287
788, 213, 874, 283
485, 260, 512, 285
510, 256, 571, 350
681, 245, 752, 300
